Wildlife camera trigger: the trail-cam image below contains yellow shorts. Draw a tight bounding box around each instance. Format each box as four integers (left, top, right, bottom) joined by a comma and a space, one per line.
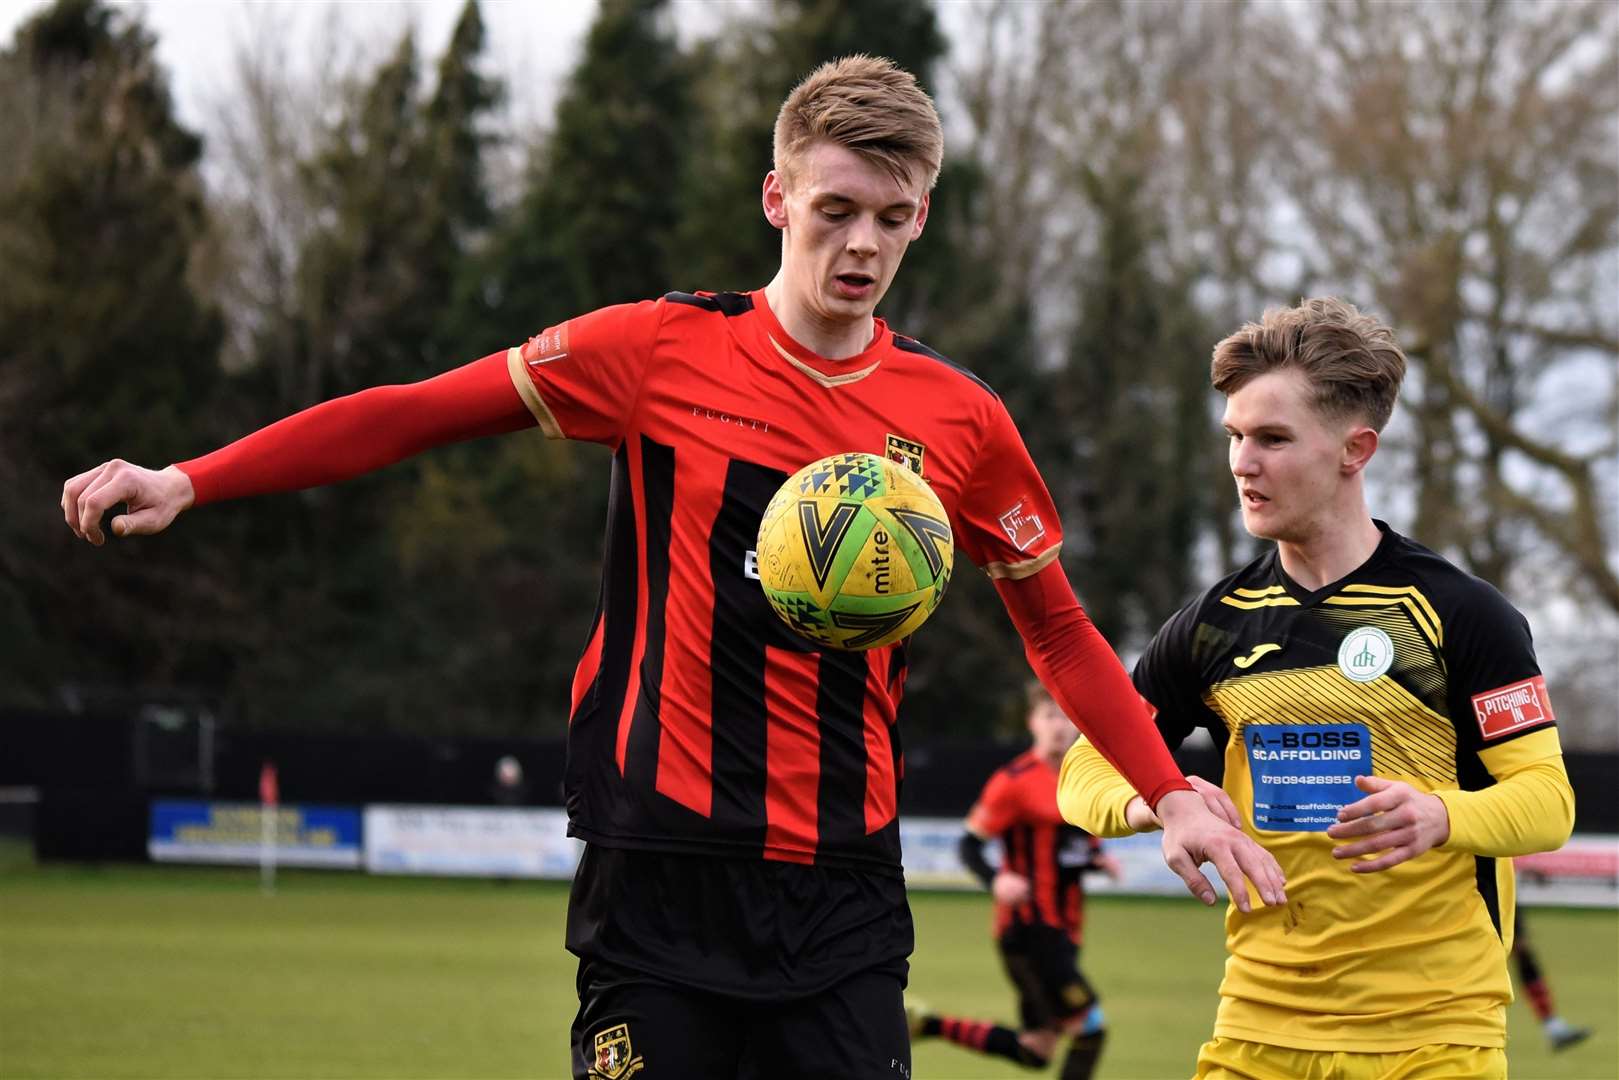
1194, 1036, 1506, 1080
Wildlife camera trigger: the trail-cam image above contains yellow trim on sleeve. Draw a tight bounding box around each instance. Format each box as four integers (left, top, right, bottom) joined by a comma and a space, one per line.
983, 543, 1062, 581
506, 346, 564, 439
1057, 736, 1139, 837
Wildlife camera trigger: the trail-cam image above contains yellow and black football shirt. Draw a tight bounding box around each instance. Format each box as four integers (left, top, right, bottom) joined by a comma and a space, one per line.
1058, 522, 1574, 1051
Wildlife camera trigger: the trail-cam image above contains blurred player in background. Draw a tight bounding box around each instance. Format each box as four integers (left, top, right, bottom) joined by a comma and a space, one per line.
1059, 299, 1575, 1079
63, 55, 1282, 1079
911, 681, 1117, 1079
1511, 907, 1592, 1052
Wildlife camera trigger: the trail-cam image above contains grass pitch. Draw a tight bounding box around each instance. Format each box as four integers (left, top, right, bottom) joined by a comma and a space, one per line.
1, 843, 1613, 1079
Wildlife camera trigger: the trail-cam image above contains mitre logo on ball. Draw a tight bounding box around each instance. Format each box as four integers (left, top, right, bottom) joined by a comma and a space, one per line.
756, 452, 953, 651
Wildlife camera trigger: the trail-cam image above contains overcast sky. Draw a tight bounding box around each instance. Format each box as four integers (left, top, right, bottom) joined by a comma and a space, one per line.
0, 0, 606, 134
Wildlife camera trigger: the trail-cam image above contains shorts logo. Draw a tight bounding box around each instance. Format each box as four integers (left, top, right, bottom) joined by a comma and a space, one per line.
521, 323, 569, 367
998, 500, 1046, 552
1472, 676, 1555, 740
884, 433, 925, 476
588, 1023, 644, 1080
1337, 626, 1393, 683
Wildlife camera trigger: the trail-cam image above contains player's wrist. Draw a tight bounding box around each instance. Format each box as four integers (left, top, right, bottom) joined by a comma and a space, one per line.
1123, 795, 1160, 832
161, 465, 196, 511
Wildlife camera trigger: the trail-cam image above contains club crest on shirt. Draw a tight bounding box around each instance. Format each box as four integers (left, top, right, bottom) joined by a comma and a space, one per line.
884, 433, 925, 476
588, 1023, 644, 1080
1336, 625, 1394, 683
521, 323, 569, 367
1472, 676, 1555, 740
998, 499, 1046, 552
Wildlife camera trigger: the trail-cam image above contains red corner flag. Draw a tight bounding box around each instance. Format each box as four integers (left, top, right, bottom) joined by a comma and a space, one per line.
259, 761, 279, 807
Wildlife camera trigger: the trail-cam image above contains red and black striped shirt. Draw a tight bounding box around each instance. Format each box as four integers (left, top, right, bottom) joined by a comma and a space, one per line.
968, 749, 1100, 942
508, 290, 1069, 873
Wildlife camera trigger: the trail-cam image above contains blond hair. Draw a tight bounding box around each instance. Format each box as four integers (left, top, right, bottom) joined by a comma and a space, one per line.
1211, 298, 1408, 432
773, 55, 943, 193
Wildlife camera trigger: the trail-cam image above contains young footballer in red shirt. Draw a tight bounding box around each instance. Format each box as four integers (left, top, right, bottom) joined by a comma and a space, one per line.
64, 56, 1282, 1079
912, 682, 1118, 1079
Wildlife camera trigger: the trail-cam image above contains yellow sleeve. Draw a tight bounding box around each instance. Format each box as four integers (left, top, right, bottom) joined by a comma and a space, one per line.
1435, 727, 1575, 857
1057, 736, 1140, 838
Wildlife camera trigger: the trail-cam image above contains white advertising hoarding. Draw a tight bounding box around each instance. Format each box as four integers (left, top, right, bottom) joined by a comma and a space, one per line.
364, 805, 582, 878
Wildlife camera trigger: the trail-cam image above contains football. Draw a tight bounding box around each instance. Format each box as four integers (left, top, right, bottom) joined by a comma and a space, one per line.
756, 451, 954, 650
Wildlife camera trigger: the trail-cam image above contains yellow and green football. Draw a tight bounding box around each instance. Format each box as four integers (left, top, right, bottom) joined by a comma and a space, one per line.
756, 452, 953, 650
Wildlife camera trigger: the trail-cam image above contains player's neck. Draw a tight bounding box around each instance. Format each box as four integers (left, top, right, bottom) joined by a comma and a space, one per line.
763, 274, 876, 360
1276, 512, 1382, 592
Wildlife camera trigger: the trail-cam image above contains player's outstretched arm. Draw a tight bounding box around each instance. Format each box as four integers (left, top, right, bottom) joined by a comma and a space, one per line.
61, 351, 531, 546
63, 462, 194, 545
1000, 562, 1285, 911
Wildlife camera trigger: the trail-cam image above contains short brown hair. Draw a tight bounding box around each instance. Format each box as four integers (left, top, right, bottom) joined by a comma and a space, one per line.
1210, 298, 1408, 432
1025, 680, 1055, 714
774, 55, 943, 193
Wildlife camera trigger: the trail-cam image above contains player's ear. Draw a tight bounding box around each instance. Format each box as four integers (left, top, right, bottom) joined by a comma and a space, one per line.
910, 192, 930, 241
1341, 425, 1378, 476
762, 170, 790, 230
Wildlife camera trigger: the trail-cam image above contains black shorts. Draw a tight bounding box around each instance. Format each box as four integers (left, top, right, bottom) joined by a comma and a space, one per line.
572, 955, 911, 1080
565, 844, 911, 1001
997, 922, 1098, 1032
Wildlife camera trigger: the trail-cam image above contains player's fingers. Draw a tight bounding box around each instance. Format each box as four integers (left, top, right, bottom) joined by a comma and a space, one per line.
111, 506, 170, 537
1349, 845, 1414, 873
1191, 776, 1243, 830
1234, 838, 1287, 906
1354, 774, 1392, 793
79, 471, 146, 546
1333, 826, 1413, 861
1326, 813, 1388, 839
1162, 844, 1217, 906
1205, 842, 1253, 913
76, 472, 128, 546
1335, 786, 1402, 823
62, 463, 111, 538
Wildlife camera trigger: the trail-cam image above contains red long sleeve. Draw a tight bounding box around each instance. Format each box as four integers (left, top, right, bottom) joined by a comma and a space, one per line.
176, 351, 534, 505
995, 562, 1190, 808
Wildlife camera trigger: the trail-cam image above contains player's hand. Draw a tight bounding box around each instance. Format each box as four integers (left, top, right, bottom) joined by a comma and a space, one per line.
1156, 789, 1287, 912
1092, 852, 1123, 883
63, 461, 194, 545
1187, 774, 1244, 830
991, 870, 1031, 906
1122, 774, 1241, 831
1327, 775, 1450, 872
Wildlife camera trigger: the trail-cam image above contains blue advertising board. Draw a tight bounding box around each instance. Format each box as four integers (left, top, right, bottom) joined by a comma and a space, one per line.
148, 799, 362, 868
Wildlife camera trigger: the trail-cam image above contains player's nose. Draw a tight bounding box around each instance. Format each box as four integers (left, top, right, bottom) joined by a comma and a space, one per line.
846, 215, 880, 256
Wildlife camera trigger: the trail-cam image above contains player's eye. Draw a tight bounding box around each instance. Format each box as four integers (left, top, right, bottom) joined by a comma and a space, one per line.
822, 209, 849, 221
881, 215, 908, 228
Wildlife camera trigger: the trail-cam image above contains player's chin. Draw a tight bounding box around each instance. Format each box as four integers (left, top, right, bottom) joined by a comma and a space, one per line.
1239, 506, 1283, 542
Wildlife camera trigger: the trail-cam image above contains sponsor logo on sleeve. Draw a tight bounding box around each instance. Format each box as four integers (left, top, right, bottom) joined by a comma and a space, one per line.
1472, 675, 1555, 739
998, 499, 1046, 552
521, 323, 569, 367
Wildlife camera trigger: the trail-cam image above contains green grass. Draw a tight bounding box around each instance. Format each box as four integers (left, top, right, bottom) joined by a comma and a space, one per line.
1, 844, 1614, 1079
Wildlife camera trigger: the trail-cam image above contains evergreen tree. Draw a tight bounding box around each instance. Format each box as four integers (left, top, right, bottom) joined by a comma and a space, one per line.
1051, 167, 1217, 644
0, 0, 224, 704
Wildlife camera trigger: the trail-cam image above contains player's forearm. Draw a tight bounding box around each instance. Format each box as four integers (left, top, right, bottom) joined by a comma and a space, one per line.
1437, 757, 1575, 857
996, 565, 1190, 808
957, 832, 997, 889
178, 351, 531, 506
1056, 737, 1139, 837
